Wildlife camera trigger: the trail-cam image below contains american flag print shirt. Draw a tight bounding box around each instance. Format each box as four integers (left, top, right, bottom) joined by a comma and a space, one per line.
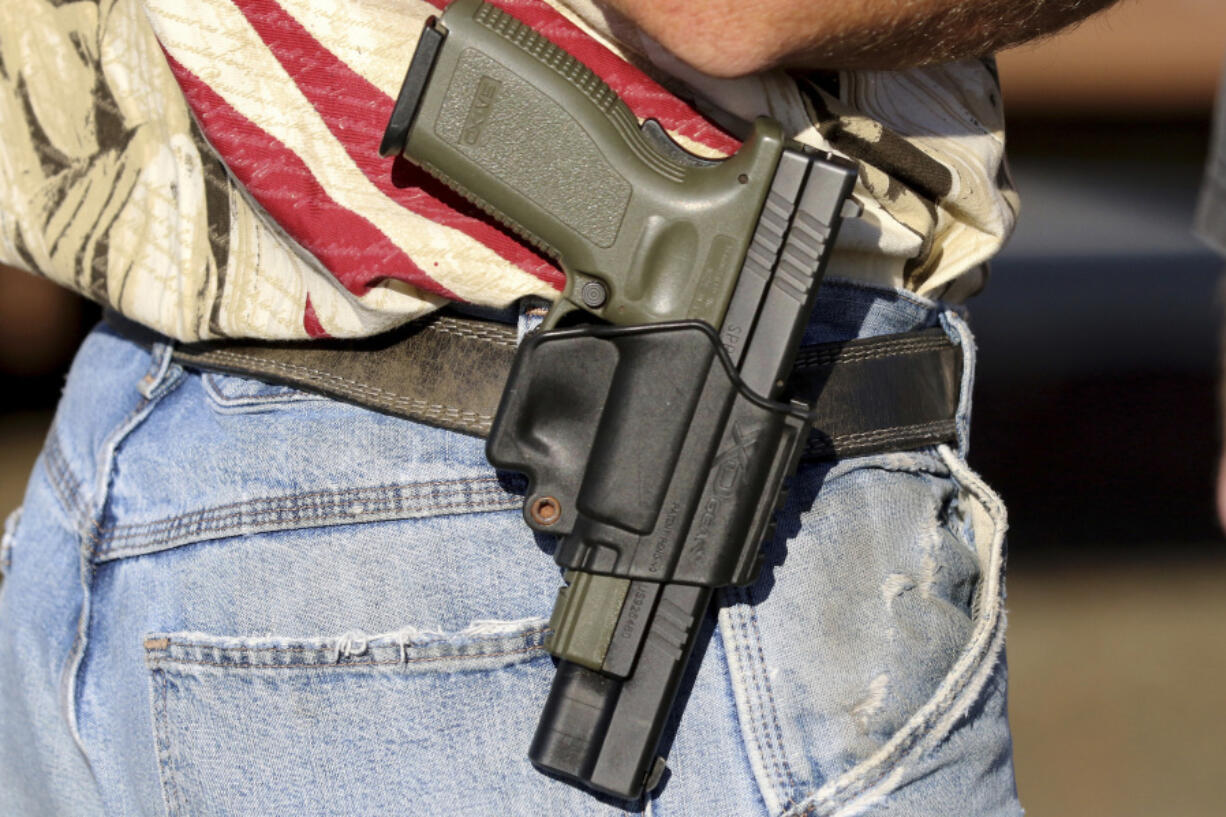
0, 0, 1019, 341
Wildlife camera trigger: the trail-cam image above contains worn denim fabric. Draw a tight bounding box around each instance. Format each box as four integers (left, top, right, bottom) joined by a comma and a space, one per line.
0, 280, 1019, 816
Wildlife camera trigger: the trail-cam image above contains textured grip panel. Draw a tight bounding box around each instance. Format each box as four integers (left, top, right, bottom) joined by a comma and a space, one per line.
474, 3, 620, 114
472, 1, 683, 182
435, 48, 632, 247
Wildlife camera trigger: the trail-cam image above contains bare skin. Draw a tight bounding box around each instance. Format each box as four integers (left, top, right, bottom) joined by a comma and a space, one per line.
598, 0, 1122, 77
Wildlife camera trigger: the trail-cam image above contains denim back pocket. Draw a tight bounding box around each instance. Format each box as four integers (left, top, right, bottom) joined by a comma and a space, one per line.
144, 622, 569, 816
72, 365, 641, 814
83, 362, 780, 815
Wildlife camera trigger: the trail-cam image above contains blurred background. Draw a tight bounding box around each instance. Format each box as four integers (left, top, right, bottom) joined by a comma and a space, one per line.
2, 1, 1225, 813
985, 3, 1226, 814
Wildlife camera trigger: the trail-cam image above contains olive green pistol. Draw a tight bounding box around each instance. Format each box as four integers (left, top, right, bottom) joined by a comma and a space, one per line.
381, 0, 858, 800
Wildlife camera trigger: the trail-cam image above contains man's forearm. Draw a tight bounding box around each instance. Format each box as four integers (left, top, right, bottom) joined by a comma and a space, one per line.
599, 0, 1121, 77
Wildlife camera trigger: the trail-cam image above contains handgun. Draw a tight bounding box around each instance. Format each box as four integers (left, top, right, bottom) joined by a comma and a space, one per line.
380, 0, 858, 800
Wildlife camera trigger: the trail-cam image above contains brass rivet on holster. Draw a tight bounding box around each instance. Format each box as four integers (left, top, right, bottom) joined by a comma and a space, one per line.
530, 496, 562, 526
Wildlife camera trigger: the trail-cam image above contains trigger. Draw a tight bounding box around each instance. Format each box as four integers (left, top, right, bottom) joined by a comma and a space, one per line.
639, 119, 720, 168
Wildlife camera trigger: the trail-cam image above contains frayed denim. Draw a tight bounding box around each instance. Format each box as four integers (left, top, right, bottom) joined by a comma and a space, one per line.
0, 281, 1019, 816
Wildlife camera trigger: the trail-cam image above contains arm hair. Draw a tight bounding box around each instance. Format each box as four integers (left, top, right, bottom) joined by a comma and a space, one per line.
597, 0, 1123, 77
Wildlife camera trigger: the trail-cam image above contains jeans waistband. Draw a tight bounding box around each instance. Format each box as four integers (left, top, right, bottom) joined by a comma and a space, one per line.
105, 280, 967, 460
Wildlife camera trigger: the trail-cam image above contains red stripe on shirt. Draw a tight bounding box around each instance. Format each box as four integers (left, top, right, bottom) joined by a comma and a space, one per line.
164, 52, 461, 300
232, 0, 565, 291
303, 293, 330, 337
424, 0, 740, 155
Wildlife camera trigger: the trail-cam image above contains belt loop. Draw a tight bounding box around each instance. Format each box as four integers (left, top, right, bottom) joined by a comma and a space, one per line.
939, 308, 975, 459
137, 341, 182, 401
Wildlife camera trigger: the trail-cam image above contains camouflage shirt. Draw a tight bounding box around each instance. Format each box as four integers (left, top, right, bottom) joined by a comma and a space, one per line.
0, 0, 1019, 341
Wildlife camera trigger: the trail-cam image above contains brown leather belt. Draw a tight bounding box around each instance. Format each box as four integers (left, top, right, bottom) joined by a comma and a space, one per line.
124, 310, 964, 463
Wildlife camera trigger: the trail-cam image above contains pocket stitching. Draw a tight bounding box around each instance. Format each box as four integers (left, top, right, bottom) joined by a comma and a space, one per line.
151, 668, 187, 817
144, 621, 552, 674
726, 585, 803, 809
145, 626, 550, 672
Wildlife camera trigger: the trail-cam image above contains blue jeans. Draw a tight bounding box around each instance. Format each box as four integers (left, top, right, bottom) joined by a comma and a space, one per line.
0, 281, 1019, 816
